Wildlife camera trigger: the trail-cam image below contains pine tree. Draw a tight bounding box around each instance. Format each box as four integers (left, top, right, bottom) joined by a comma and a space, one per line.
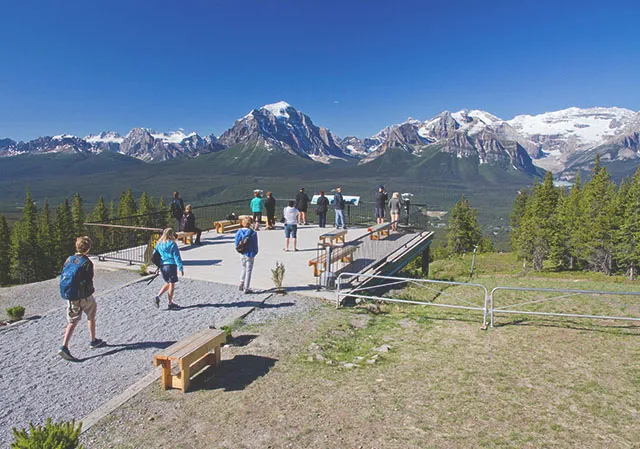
137, 192, 156, 228
156, 196, 169, 229
54, 199, 75, 269
71, 193, 85, 237
446, 196, 482, 255
517, 172, 559, 271
578, 156, 617, 274
10, 190, 40, 283
0, 215, 11, 285
37, 200, 56, 279
616, 169, 640, 278
90, 196, 110, 253
509, 189, 529, 253
118, 189, 137, 224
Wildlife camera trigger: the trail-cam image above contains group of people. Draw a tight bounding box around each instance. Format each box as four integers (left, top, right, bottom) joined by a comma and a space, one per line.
57, 186, 404, 360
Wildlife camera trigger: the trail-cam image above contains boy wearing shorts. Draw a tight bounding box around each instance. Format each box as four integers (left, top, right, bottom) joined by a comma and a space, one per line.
58, 236, 105, 361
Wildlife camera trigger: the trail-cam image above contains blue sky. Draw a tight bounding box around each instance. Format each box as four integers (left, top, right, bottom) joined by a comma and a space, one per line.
1, 0, 639, 141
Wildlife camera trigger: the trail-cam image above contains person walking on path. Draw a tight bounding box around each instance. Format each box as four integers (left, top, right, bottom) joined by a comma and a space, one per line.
295, 187, 310, 225
332, 186, 346, 229
264, 191, 276, 230
154, 228, 184, 309
235, 217, 259, 293
316, 190, 330, 228
283, 200, 299, 251
58, 236, 105, 361
250, 191, 265, 230
170, 191, 185, 231
181, 204, 202, 244
389, 192, 402, 231
375, 185, 389, 225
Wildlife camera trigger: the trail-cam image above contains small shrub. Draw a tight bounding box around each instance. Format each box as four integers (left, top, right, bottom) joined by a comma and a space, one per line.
6, 306, 25, 321
271, 261, 286, 293
11, 418, 83, 449
138, 264, 151, 276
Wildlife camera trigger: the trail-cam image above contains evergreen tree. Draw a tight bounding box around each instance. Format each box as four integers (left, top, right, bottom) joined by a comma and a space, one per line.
0, 215, 11, 285
71, 193, 85, 237
156, 196, 169, 229
137, 192, 156, 228
578, 156, 617, 274
446, 196, 482, 255
10, 190, 40, 283
118, 189, 137, 224
517, 172, 559, 271
616, 170, 640, 278
54, 199, 75, 269
91, 197, 110, 253
37, 200, 56, 279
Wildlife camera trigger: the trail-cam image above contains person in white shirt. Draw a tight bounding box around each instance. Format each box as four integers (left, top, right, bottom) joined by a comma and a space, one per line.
283, 200, 300, 251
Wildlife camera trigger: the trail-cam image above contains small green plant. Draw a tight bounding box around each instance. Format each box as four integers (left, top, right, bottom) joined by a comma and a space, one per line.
271, 261, 286, 293
11, 418, 84, 448
138, 263, 151, 276
6, 306, 25, 322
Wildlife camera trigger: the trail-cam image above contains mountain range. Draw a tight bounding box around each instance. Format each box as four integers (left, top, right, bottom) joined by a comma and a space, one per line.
2, 102, 639, 178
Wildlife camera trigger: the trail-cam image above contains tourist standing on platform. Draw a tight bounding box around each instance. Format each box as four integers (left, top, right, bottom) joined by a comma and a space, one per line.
235, 217, 259, 293
58, 236, 105, 361
283, 200, 299, 251
250, 191, 264, 231
389, 192, 402, 231
264, 191, 276, 230
295, 187, 310, 225
316, 190, 329, 228
333, 186, 346, 229
181, 204, 202, 245
170, 192, 185, 231
154, 228, 184, 309
375, 185, 388, 225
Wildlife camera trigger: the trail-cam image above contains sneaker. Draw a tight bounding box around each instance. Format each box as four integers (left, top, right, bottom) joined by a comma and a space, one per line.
168, 302, 181, 310
244, 289, 253, 294
58, 346, 76, 361
89, 338, 106, 349
154, 296, 160, 308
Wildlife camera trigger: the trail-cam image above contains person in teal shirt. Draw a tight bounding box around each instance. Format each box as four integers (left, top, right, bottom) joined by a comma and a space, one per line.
250, 191, 264, 230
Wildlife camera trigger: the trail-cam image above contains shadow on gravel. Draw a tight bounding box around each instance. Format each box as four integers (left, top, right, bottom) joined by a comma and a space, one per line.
182, 259, 222, 266
179, 301, 295, 310
75, 340, 176, 362
229, 334, 258, 347
192, 354, 277, 392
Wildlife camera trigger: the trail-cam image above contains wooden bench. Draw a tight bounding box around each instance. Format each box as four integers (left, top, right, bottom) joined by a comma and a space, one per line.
176, 231, 196, 244
319, 229, 347, 246
153, 328, 227, 393
308, 244, 357, 277
214, 220, 241, 234
368, 222, 392, 240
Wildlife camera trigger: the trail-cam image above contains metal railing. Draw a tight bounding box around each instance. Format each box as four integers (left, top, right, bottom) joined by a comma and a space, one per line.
335, 273, 640, 330
336, 272, 490, 327
490, 286, 640, 327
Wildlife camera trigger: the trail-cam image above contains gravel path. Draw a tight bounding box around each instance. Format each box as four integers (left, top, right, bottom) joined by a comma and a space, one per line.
0, 268, 141, 321
0, 277, 276, 447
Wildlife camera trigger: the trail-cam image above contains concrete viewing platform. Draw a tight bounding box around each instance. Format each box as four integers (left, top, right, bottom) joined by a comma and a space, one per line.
95, 223, 417, 300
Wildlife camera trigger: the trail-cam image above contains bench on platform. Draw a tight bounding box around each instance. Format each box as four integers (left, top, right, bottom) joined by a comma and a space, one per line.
319, 229, 347, 246
214, 220, 241, 234
176, 231, 196, 244
308, 244, 357, 277
153, 328, 226, 393
368, 222, 392, 240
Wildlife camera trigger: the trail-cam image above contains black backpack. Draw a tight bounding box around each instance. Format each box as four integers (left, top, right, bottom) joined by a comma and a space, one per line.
170, 199, 183, 219
235, 230, 253, 254
151, 249, 163, 269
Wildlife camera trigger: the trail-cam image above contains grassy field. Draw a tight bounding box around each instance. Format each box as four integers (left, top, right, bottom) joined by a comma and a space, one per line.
82, 255, 639, 448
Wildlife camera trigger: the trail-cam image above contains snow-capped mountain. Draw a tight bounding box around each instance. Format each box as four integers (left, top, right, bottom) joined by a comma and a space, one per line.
1, 104, 639, 177
218, 101, 346, 163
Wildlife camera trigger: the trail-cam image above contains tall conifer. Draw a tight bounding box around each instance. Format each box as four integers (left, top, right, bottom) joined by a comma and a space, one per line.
446, 196, 482, 255
0, 216, 11, 285
10, 190, 40, 283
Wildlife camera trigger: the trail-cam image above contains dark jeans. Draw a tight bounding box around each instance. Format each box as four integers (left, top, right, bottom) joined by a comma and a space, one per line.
317, 211, 327, 228
185, 227, 202, 244
266, 210, 275, 228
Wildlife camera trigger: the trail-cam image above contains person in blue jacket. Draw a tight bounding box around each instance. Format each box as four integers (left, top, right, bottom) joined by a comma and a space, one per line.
154, 228, 184, 309
235, 217, 259, 293
250, 190, 265, 230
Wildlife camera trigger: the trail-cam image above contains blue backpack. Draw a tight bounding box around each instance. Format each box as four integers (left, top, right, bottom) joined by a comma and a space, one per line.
59, 255, 90, 300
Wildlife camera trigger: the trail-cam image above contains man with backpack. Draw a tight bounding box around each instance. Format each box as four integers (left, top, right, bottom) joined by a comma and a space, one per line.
170, 191, 185, 231
58, 236, 105, 361
235, 217, 259, 294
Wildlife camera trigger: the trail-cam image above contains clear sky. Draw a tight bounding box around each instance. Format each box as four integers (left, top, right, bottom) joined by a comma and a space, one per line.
1, 0, 639, 141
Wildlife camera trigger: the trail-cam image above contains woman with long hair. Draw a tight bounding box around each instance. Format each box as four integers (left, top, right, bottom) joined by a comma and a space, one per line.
389, 192, 402, 231
154, 228, 184, 309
